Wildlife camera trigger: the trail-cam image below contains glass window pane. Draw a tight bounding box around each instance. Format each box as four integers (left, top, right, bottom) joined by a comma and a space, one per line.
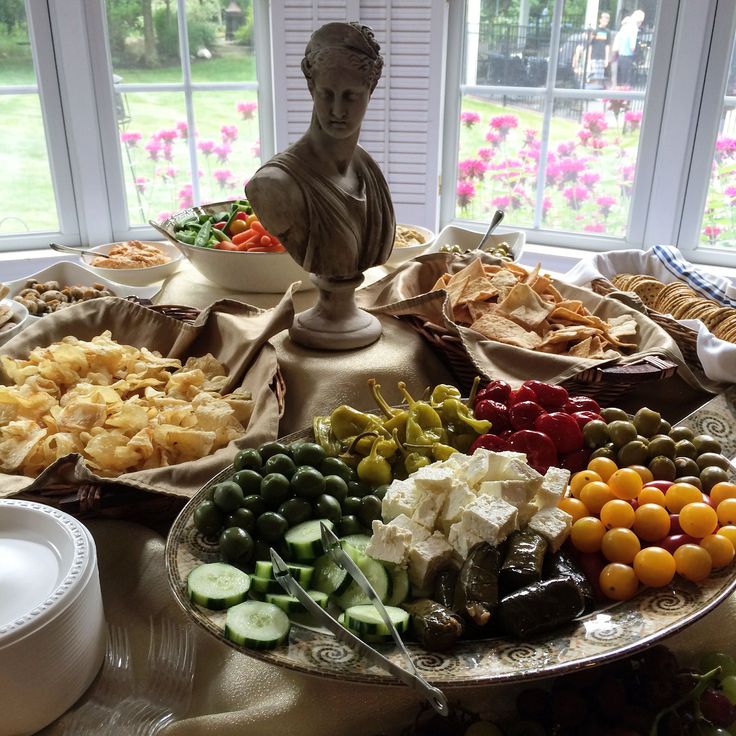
454, 0, 659, 239
699, 33, 736, 250
0, 4, 60, 235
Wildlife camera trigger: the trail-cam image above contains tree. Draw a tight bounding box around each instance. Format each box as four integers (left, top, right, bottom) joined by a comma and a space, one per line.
142, 0, 158, 67
0, 0, 24, 35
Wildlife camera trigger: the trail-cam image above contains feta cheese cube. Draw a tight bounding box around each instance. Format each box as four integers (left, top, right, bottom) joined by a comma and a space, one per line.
439, 481, 476, 533
484, 451, 528, 480
501, 458, 544, 489
388, 514, 431, 545
382, 478, 425, 522
478, 479, 536, 509
460, 495, 518, 546
527, 506, 573, 552
517, 501, 540, 527
412, 463, 457, 494
536, 467, 571, 508
365, 520, 412, 567
448, 521, 485, 558
448, 449, 490, 488
408, 531, 454, 589
411, 489, 445, 530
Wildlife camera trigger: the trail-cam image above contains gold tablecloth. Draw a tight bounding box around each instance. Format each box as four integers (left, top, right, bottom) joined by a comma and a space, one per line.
36, 261, 728, 734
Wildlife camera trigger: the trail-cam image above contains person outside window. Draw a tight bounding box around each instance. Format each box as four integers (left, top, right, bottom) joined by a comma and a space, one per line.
586, 11, 611, 89
613, 9, 645, 87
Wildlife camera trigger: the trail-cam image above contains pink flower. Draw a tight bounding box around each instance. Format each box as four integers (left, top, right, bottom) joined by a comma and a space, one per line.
577, 129, 592, 145
456, 180, 476, 208
221, 125, 238, 144
237, 101, 258, 120
584, 222, 605, 233
157, 211, 172, 221
156, 129, 178, 142
590, 137, 608, 153
251, 140, 261, 158
622, 164, 636, 182
178, 184, 193, 209
198, 139, 216, 156
510, 184, 528, 210
523, 129, 538, 146
491, 195, 510, 209
485, 130, 502, 147
726, 186, 736, 204
624, 110, 643, 131
704, 225, 722, 242
477, 147, 494, 162
557, 141, 576, 157
214, 169, 233, 189
145, 139, 161, 161
176, 121, 188, 139
214, 144, 231, 164
162, 142, 174, 162
546, 163, 561, 186
461, 111, 481, 128
489, 114, 519, 136
542, 196, 552, 212
597, 195, 616, 217
134, 176, 147, 194
559, 158, 586, 183
583, 111, 608, 136
716, 137, 736, 160
458, 159, 487, 180
581, 171, 600, 188
563, 185, 589, 209
120, 131, 142, 147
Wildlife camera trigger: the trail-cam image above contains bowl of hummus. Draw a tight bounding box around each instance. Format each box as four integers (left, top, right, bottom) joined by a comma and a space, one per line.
83, 240, 183, 286
385, 224, 435, 267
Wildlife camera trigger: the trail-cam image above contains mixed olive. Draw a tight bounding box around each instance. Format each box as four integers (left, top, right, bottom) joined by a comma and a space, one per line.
13, 279, 115, 315
192, 440, 386, 569
582, 406, 729, 491
439, 241, 514, 261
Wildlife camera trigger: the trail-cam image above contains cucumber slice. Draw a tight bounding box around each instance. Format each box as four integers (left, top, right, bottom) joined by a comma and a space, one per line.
265, 590, 329, 614
344, 604, 410, 636
285, 519, 334, 560
225, 601, 290, 649
340, 534, 371, 552
312, 553, 350, 596
254, 560, 315, 587
186, 562, 251, 610
386, 566, 410, 607
250, 575, 286, 594
337, 613, 393, 644
334, 553, 390, 610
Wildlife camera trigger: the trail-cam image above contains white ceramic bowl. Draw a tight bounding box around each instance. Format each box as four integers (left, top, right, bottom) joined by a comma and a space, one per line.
82, 241, 183, 286
385, 224, 436, 267
0, 297, 29, 346
428, 224, 526, 261
0, 500, 105, 735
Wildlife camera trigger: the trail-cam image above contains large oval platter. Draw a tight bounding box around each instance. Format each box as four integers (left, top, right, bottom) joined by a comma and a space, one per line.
166, 419, 736, 687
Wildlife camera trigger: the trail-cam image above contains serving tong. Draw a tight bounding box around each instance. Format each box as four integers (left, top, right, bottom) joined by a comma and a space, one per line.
270, 523, 449, 716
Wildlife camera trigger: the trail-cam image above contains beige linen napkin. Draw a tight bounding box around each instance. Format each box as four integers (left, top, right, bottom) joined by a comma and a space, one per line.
357, 251, 711, 392
0, 293, 295, 499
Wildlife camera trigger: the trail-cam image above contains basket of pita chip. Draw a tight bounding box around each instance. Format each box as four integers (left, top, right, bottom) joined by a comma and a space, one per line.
357, 251, 706, 402
0, 293, 294, 520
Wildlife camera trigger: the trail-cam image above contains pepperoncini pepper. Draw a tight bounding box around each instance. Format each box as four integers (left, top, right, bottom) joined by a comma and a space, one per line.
429, 384, 462, 405
397, 382, 447, 447
368, 379, 408, 443
393, 430, 432, 475
329, 405, 386, 441
349, 431, 398, 458
437, 398, 491, 436
356, 435, 393, 486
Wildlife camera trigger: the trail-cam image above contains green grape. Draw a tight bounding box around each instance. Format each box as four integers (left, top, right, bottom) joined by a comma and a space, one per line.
699, 651, 736, 678
722, 675, 736, 705
464, 722, 504, 736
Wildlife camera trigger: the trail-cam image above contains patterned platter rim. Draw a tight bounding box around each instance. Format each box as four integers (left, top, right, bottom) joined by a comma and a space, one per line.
166, 425, 736, 688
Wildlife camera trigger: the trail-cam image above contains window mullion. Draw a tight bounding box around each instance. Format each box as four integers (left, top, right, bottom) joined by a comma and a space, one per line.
253, 0, 275, 162
177, 0, 201, 206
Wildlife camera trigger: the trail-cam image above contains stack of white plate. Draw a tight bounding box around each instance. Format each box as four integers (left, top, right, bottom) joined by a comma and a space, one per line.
0, 500, 106, 736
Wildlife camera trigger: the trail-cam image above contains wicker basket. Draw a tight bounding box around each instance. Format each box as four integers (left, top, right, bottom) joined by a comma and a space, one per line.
591, 278, 702, 374
405, 316, 678, 405
14, 301, 286, 523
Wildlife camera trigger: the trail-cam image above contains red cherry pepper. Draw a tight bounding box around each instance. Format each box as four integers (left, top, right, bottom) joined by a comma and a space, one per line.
506, 430, 558, 474
509, 401, 547, 431
560, 447, 591, 473
469, 433, 510, 454
570, 411, 603, 432
522, 380, 569, 409
475, 380, 512, 407
562, 396, 602, 415
534, 412, 584, 454
213, 221, 226, 230
474, 400, 511, 433
234, 211, 249, 221
508, 385, 538, 406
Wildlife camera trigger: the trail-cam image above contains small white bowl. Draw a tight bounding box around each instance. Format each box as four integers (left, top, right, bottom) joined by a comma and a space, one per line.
385, 224, 436, 267
82, 241, 183, 286
428, 224, 526, 261
0, 297, 29, 346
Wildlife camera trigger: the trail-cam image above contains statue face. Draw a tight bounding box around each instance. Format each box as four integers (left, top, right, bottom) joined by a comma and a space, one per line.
310, 65, 371, 139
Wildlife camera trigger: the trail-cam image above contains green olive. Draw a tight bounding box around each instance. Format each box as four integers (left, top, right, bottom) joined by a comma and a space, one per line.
242, 494, 267, 517
324, 475, 349, 503
314, 494, 342, 523
617, 440, 649, 467
373, 484, 389, 500
320, 457, 354, 483
674, 440, 698, 460
233, 447, 262, 473
669, 426, 695, 442
342, 496, 362, 515
347, 480, 371, 498
291, 466, 327, 499
693, 434, 723, 455
225, 507, 256, 534
258, 441, 293, 461
231, 469, 263, 494
633, 407, 662, 438
677, 475, 703, 490
649, 455, 677, 482
600, 407, 629, 423
263, 453, 297, 479
696, 452, 731, 472
674, 457, 700, 479
583, 420, 610, 449
647, 435, 677, 460
277, 497, 312, 526
292, 442, 327, 468
358, 494, 383, 527
219, 526, 254, 566
213, 481, 245, 513
607, 420, 638, 449
260, 472, 292, 508
256, 511, 289, 543
700, 466, 730, 492
193, 500, 224, 537
658, 420, 672, 435
337, 515, 363, 536
590, 446, 617, 461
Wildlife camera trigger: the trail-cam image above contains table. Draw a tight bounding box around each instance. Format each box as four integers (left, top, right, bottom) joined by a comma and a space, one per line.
33, 260, 731, 735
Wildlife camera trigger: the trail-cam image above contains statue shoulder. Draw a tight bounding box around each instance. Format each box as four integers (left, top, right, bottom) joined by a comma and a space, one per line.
245, 164, 305, 239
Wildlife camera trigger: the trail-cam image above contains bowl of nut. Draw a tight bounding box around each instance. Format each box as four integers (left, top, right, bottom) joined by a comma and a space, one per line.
428, 224, 525, 261
0, 291, 28, 346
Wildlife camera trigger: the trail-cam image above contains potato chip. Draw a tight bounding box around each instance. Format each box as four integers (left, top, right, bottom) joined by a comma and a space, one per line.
471, 313, 543, 349
497, 283, 554, 328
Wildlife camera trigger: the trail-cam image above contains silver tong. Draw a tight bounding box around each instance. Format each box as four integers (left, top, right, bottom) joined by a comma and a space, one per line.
270, 523, 449, 716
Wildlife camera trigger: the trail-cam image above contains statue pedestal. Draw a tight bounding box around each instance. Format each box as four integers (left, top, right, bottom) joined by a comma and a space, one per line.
289, 274, 382, 350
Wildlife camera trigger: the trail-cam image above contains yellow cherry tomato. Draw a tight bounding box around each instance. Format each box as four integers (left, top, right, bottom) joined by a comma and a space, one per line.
665, 483, 703, 514
588, 457, 618, 482
601, 527, 641, 564
710, 482, 736, 508
608, 468, 644, 501
633, 503, 671, 543
570, 470, 603, 499
629, 465, 654, 484
717, 525, 736, 548
717, 498, 736, 526
600, 499, 636, 530
246, 213, 258, 226
580, 481, 616, 515
558, 497, 589, 524
673, 544, 713, 582
638, 487, 667, 507
228, 218, 248, 235
599, 563, 639, 601
679, 502, 718, 539
571, 516, 606, 554
633, 547, 676, 587
700, 534, 735, 568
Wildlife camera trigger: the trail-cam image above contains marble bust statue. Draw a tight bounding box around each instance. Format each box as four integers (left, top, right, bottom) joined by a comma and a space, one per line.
245, 22, 396, 349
